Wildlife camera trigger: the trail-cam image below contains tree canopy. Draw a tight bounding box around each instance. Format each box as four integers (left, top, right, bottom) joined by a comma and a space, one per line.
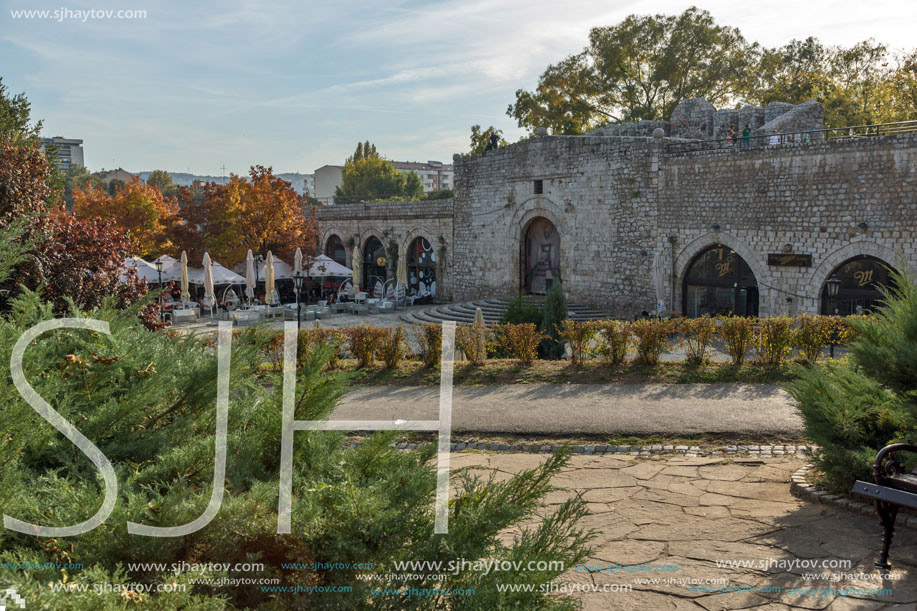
334, 141, 424, 204
508, 7, 917, 134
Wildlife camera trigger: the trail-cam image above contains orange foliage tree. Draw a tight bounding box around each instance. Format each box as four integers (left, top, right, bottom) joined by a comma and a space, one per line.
200, 165, 317, 266
73, 177, 179, 257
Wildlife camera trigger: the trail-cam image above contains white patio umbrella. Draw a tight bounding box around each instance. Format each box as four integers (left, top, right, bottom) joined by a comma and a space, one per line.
294, 247, 303, 275
120, 256, 160, 283
244, 250, 256, 302
306, 254, 352, 277
180, 251, 190, 304
202, 252, 216, 313
397, 242, 408, 287
265, 251, 276, 305
652, 251, 666, 313
351, 244, 362, 290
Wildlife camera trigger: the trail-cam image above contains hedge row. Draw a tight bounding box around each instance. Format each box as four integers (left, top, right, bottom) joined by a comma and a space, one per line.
228, 314, 869, 370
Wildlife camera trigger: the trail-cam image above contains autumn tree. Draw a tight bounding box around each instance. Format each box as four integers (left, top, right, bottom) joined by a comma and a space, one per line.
201, 165, 317, 265
508, 7, 756, 133
73, 176, 179, 257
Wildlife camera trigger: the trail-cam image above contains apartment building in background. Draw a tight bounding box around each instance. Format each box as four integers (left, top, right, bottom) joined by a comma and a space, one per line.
392, 160, 453, 192
41, 137, 84, 173
314, 164, 344, 205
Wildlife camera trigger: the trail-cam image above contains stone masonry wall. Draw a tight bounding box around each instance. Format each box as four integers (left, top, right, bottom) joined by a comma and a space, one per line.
453, 133, 917, 317
315, 199, 454, 300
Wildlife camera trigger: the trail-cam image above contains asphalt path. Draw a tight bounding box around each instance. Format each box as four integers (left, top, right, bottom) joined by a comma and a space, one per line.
329, 384, 802, 435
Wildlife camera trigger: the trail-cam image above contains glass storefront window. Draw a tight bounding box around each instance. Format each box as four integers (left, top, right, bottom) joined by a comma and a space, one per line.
683, 246, 758, 317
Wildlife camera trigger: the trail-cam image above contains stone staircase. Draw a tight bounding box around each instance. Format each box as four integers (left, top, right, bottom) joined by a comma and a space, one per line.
399, 297, 612, 325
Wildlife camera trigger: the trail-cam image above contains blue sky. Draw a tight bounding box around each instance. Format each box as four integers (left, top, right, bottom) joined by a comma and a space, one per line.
2, 0, 915, 175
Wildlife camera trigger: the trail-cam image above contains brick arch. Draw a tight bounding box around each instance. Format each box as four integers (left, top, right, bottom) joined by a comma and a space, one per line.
675, 232, 774, 316
807, 241, 912, 302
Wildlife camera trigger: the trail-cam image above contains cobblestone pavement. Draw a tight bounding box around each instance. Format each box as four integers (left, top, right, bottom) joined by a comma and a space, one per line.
462, 453, 916, 610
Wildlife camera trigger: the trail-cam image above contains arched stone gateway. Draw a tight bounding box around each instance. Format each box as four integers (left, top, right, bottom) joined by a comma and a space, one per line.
362, 236, 387, 293
324, 234, 347, 266
821, 255, 896, 315
682, 245, 759, 317
407, 237, 436, 297
521, 217, 560, 295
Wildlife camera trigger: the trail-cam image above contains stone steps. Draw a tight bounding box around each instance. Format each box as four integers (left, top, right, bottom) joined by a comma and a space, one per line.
400, 298, 613, 325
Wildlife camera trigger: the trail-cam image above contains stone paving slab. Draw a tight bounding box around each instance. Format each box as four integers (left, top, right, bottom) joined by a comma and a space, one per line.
466, 453, 916, 610
332, 384, 803, 435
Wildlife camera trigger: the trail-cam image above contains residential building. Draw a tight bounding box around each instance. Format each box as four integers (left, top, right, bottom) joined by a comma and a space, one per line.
392, 160, 453, 192
97, 168, 137, 185
313, 164, 344, 205
41, 137, 84, 173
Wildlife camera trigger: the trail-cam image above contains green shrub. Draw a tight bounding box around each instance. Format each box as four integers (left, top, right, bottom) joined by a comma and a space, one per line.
558, 320, 595, 366
755, 316, 795, 366
0, 290, 593, 609
719, 316, 755, 365
456, 321, 488, 366
414, 322, 442, 368
795, 314, 833, 363
377, 325, 408, 369
678, 316, 717, 365
631, 319, 671, 365
594, 320, 631, 365
495, 322, 544, 365
500, 297, 543, 325
540, 282, 568, 360
787, 269, 917, 492
343, 323, 383, 368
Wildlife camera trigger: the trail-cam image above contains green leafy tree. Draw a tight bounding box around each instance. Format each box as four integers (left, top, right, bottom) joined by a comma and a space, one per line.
334, 142, 418, 204
540, 281, 568, 359
788, 270, 917, 492
468, 125, 507, 155
404, 170, 423, 199
0, 76, 41, 143
146, 169, 178, 198
508, 7, 757, 133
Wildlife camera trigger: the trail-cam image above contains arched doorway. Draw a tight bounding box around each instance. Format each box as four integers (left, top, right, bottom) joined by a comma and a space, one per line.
683, 245, 759, 317
324, 235, 346, 266
821, 255, 894, 315
362, 236, 387, 293
407, 237, 436, 296
522, 217, 560, 295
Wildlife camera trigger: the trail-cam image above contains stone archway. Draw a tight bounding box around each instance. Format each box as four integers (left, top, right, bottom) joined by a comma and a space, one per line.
676, 233, 772, 316
682, 245, 759, 317
510, 198, 568, 297
521, 217, 561, 295
323, 233, 347, 266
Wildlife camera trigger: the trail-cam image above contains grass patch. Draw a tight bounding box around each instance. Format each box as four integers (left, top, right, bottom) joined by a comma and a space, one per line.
343, 359, 798, 386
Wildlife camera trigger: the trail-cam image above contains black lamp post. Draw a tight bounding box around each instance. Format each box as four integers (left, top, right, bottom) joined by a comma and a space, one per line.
827, 274, 842, 358
256, 254, 264, 302
293, 271, 304, 329
154, 259, 164, 320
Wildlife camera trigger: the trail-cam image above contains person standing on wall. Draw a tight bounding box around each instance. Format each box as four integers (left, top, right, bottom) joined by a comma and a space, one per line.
741, 124, 751, 147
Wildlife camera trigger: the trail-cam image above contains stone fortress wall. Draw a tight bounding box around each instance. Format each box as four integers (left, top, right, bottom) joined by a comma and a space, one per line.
315, 199, 455, 300
318, 98, 917, 317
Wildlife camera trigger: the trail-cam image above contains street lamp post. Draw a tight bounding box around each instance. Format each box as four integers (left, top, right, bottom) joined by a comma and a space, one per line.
256, 254, 264, 303
293, 271, 304, 329
154, 259, 164, 321
827, 274, 842, 358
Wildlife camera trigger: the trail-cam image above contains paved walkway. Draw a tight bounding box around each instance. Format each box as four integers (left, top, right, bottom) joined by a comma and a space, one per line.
468, 453, 916, 610
332, 384, 803, 435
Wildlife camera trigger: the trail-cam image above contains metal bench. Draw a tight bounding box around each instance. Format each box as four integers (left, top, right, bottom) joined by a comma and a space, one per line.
852, 443, 917, 569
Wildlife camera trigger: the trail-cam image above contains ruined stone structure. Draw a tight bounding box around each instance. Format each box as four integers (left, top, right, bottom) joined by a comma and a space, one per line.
316, 99, 917, 317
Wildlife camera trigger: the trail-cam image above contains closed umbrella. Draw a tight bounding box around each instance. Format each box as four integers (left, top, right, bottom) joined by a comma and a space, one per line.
351, 244, 362, 291
244, 250, 256, 303
202, 252, 215, 315
265, 251, 276, 305
180, 250, 190, 305
397, 241, 408, 287
294, 247, 303, 275
653, 251, 665, 313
